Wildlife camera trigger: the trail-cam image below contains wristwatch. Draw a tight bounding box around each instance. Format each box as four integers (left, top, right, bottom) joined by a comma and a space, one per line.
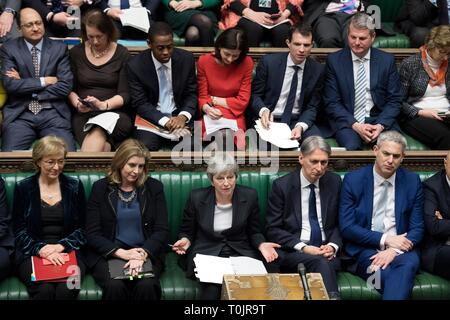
3, 8, 16, 17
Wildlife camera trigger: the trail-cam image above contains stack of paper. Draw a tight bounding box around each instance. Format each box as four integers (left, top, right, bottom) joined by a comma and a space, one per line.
84, 112, 120, 134
203, 115, 238, 136
254, 120, 299, 149
193, 254, 267, 284
120, 7, 150, 33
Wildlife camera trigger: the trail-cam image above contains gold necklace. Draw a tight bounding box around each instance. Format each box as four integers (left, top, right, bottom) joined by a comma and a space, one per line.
90, 43, 110, 59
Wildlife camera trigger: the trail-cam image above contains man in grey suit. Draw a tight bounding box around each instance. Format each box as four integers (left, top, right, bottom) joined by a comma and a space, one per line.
0, 8, 76, 151
0, 0, 21, 42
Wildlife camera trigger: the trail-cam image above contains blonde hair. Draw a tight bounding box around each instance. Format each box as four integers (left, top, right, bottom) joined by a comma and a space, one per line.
426, 25, 450, 50
32, 135, 67, 171
107, 139, 150, 187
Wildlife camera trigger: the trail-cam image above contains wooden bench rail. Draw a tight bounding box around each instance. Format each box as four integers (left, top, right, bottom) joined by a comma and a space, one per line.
126, 47, 419, 64
0, 150, 445, 173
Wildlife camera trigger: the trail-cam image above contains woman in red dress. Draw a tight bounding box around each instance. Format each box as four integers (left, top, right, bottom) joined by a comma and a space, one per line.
197, 28, 253, 150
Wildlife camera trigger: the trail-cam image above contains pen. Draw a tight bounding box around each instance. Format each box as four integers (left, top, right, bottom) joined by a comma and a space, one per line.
168, 244, 173, 247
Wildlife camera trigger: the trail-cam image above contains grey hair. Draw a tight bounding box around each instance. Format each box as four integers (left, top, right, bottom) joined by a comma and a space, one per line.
300, 136, 331, 156
376, 131, 407, 152
206, 152, 239, 181
349, 12, 376, 34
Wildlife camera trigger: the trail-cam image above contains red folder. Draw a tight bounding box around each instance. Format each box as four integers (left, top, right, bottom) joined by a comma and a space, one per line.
31, 251, 78, 282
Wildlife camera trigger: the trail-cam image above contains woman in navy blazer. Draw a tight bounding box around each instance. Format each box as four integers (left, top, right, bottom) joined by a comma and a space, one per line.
12, 136, 87, 300
172, 153, 280, 300
86, 139, 169, 300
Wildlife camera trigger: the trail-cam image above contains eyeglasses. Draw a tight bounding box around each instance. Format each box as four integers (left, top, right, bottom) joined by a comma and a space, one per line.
21, 20, 43, 29
42, 159, 65, 168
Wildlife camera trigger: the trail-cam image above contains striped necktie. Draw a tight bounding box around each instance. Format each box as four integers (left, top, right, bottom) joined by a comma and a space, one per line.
354, 58, 367, 123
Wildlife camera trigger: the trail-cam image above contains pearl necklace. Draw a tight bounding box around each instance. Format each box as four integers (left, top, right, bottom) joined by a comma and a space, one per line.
90, 43, 110, 59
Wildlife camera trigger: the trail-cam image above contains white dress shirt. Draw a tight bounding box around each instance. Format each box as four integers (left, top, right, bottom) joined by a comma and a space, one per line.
259, 54, 308, 132
293, 170, 339, 254
107, 0, 143, 8
151, 52, 192, 127
372, 168, 397, 249
213, 203, 233, 233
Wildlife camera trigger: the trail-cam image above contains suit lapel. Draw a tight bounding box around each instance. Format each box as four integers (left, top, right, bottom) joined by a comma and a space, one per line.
231, 186, 247, 229
298, 58, 310, 110
39, 38, 51, 78
369, 50, 378, 98
170, 49, 179, 101
142, 50, 158, 98
318, 175, 328, 228
201, 187, 216, 233
364, 166, 375, 228
273, 54, 288, 103
394, 169, 406, 232
290, 169, 303, 229
343, 49, 355, 105
19, 39, 35, 77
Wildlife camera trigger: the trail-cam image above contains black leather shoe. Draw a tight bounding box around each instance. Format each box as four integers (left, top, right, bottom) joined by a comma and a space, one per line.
328, 292, 341, 300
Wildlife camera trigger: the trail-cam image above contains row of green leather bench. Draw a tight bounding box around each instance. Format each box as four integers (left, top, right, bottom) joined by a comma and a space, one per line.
1, 171, 449, 300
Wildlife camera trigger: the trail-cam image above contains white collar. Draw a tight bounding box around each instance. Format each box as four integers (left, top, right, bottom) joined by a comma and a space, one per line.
151, 52, 172, 71
373, 166, 396, 186
351, 49, 371, 62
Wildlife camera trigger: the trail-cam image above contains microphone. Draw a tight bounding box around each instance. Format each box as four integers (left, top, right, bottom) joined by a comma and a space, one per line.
298, 263, 312, 300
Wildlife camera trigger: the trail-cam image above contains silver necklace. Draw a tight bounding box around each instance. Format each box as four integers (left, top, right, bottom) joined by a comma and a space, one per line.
118, 189, 136, 203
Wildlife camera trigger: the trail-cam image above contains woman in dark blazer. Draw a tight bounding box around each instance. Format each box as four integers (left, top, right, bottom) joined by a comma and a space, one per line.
399, 25, 450, 149
0, 177, 13, 282
172, 153, 280, 300
86, 139, 169, 300
12, 136, 86, 300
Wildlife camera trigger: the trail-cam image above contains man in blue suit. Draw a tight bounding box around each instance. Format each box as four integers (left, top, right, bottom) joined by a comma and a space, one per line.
323, 12, 403, 150
251, 22, 324, 143
339, 131, 424, 300
266, 136, 342, 299
0, 8, 76, 151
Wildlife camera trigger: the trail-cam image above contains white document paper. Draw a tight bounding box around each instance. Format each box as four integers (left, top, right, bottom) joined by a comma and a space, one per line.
120, 7, 150, 33
255, 120, 299, 149
84, 112, 120, 134
243, 16, 290, 29
135, 124, 189, 141
193, 254, 267, 284
203, 115, 238, 136
229, 256, 268, 275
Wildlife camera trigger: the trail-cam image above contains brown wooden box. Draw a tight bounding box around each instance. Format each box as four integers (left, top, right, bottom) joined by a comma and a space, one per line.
221, 273, 329, 300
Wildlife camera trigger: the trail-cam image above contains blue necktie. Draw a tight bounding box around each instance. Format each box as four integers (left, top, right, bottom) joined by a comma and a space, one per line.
281, 65, 300, 125
308, 184, 322, 247
354, 58, 367, 123
158, 65, 171, 114
120, 0, 130, 9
